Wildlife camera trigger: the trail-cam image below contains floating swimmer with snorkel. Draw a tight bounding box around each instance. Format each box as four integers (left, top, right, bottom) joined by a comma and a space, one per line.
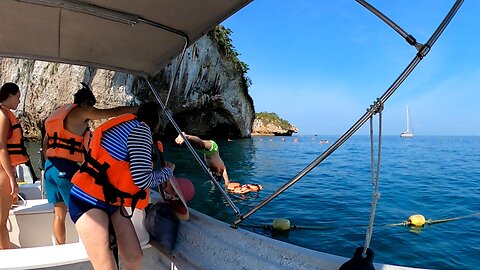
175, 132, 262, 195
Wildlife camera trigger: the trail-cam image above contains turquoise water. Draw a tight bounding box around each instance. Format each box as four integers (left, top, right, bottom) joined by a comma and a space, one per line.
26, 136, 480, 269
163, 135, 480, 270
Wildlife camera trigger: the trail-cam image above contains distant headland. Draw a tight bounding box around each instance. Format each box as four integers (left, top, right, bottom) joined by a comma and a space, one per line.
252, 112, 298, 136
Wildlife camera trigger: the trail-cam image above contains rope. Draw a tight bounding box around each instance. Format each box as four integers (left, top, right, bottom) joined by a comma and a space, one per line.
428, 212, 480, 224
384, 212, 480, 227
363, 99, 383, 254
164, 42, 187, 107
239, 212, 480, 231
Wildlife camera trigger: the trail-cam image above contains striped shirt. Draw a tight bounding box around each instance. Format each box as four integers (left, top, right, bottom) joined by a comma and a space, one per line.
71, 119, 172, 207
101, 119, 173, 189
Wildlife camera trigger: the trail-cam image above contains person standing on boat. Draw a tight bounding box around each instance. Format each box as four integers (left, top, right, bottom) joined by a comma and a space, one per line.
43, 82, 139, 245
0, 82, 25, 249
69, 102, 175, 269
175, 132, 231, 187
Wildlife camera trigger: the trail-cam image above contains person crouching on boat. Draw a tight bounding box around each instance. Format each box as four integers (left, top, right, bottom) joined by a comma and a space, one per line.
69, 102, 175, 269
175, 132, 231, 186
43, 82, 139, 245
0, 82, 25, 249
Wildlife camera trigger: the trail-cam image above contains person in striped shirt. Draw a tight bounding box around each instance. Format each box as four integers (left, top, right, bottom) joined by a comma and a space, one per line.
69, 102, 174, 269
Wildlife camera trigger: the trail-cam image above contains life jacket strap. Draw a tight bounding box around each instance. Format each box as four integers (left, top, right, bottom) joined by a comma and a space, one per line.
47, 132, 85, 155
10, 123, 21, 130
80, 149, 147, 219
7, 142, 28, 156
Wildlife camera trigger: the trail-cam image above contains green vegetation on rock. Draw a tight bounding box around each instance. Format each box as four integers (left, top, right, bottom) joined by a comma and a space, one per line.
208, 25, 251, 89
255, 112, 294, 130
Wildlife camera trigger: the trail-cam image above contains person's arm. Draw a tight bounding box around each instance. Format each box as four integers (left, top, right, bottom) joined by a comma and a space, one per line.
76, 105, 139, 121
42, 134, 48, 161
127, 124, 174, 189
222, 167, 230, 186
0, 111, 18, 196
175, 132, 211, 150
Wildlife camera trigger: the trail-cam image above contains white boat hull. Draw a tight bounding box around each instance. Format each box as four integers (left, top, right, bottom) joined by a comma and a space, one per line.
400, 132, 414, 138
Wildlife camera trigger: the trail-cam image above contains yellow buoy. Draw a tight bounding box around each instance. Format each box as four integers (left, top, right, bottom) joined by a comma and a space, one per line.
408, 214, 426, 227
272, 218, 291, 231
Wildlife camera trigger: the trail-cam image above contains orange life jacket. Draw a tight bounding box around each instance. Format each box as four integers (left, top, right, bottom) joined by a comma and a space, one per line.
1, 106, 29, 166
156, 141, 163, 153
153, 140, 164, 170
71, 114, 149, 212
45, 104, 90, 163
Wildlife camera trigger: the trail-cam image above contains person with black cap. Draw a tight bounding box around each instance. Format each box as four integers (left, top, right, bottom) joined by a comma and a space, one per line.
43, 82, 138, 245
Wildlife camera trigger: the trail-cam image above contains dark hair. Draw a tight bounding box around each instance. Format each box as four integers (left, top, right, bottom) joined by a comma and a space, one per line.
0, 82, 20, 102
74, 82, 96, 106
136, 102, 160, 130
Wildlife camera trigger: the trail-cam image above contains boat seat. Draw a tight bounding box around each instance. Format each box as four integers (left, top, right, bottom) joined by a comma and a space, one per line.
127, 208, 150, 246
17, 182, 43, 200
8, 199, 79, 247
10, 198, 53, 215
0, 242, 88, 269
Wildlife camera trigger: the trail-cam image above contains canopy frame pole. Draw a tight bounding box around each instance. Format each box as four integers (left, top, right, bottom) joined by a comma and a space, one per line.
162, 41, 188, 107
16, 0, 246, 216
20, 0, 191, 40
233, 0, 464, 227
355, 0, 421, 49
145, 78, 242, 216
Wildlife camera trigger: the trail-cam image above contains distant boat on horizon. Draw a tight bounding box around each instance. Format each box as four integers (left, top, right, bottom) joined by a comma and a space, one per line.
400, 105, 414, 138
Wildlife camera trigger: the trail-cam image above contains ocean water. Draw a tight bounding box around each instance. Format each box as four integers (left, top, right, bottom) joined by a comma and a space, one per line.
162, 135, 480, 270
25, 136, 480, 269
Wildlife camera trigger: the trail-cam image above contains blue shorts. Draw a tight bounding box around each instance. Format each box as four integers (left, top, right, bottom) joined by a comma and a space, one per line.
44, 157, 79, 206
69, 185, 119, 223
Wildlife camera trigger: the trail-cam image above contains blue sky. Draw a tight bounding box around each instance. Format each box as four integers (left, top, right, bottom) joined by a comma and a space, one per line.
223, 0, 479, 136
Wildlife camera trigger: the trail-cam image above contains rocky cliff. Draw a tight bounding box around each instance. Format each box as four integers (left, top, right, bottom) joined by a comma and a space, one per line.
252, 112, 298, 136
0, 28, 254, 140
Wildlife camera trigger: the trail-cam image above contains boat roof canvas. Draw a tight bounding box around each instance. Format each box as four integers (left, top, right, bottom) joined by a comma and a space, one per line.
0, 0, 252, 76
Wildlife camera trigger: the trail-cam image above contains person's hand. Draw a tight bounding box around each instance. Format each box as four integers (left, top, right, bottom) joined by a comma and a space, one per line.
165, 161, 175, 171
12, 193, 18, 205
175, 132, 186, 145
10, 178, 19, 197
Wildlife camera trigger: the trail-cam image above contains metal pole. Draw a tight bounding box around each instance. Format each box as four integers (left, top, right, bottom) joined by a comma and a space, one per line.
145, 78, 242, 216
233, 0, 464, 226
163, 41, 188, 107
356, 0, 419, 47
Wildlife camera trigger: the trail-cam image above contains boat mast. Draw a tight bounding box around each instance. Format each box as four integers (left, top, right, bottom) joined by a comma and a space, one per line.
406, 105, 410, 133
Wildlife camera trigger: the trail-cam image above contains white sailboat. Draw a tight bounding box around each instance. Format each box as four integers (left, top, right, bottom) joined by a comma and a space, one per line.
400, 106, 414, 138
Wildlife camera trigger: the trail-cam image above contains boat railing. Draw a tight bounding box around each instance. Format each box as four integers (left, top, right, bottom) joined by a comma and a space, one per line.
231, 1, 464, 264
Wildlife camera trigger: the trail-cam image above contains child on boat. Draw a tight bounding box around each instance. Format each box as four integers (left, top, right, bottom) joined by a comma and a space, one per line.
69, 102, 174, 269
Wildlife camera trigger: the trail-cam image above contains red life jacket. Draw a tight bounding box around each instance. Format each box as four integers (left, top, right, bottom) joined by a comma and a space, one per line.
71, 114, 149, 212
45, 104, 90, 163
1, 106, 29, 166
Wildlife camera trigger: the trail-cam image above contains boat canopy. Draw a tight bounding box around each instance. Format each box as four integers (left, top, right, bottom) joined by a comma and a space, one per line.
0, 0, 252, 76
